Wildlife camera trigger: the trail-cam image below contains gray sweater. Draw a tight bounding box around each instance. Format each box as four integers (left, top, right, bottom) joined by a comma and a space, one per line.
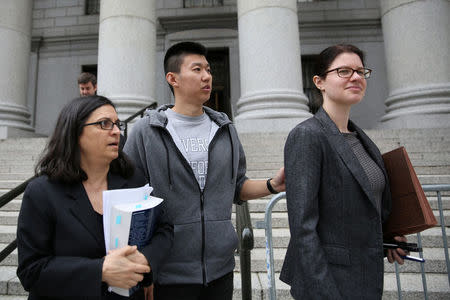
124, 104, 248, 285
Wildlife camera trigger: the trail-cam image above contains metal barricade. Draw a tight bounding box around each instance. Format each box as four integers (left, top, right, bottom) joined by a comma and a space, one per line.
263, 185, 450, 300
393, 184, 450, 299
263, 192, 286, 300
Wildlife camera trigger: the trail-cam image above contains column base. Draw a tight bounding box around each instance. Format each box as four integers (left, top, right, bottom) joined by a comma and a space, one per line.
235, 90, 312, 132
108, 95, 157, 121
380, 83, 450, 129
235, 117, 310, 133
0, 126, 37, 140
0, 102, 33, 139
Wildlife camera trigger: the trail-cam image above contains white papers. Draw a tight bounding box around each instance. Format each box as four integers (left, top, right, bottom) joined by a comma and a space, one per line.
103, 184, 163, 297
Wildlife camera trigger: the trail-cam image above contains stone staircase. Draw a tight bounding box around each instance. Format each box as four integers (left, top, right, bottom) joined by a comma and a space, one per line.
1, 128, 449, 299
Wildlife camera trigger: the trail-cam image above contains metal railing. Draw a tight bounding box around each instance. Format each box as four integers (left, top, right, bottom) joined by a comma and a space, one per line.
123, 102, 157, 139
263, 185, 450, 300
236, 201, 254, 300
0, 102, 158, 264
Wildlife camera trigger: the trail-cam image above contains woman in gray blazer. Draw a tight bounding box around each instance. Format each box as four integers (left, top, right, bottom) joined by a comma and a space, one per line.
280, 44, 406, 299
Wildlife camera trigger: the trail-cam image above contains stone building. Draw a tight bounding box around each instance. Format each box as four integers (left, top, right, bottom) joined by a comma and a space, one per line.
0, 0, 449, 138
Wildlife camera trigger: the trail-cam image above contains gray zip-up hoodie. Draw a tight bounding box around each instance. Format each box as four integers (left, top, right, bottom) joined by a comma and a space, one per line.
124, 104, 248, 285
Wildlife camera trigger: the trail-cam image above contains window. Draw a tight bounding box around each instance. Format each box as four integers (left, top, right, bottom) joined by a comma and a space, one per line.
86, 0, 100, 15
184, 0, 223, 8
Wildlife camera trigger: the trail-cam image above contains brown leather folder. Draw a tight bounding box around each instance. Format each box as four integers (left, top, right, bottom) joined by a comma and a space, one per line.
382, 147, 437, 238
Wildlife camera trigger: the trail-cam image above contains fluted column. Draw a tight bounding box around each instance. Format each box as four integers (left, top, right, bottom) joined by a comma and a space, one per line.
234, 0, 311, 133
0, 0, 33, 138
380, 0, 450, 128
97, 0, 156, 120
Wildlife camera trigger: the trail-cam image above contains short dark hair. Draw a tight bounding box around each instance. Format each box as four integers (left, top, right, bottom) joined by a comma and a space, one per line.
309, 44, 366, 114
36, 96, 134, 183
163, 41, 208, 94
77, 72, 97, 86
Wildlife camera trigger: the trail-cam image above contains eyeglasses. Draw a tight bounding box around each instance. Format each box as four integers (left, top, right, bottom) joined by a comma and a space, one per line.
322, 67, 372, 79
83, 119, 125, 131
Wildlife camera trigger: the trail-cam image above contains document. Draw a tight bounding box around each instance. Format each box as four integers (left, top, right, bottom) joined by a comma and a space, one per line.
103, 184, 163, 297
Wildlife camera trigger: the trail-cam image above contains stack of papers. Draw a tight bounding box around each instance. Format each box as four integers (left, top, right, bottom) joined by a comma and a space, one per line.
103, 184, 163, 296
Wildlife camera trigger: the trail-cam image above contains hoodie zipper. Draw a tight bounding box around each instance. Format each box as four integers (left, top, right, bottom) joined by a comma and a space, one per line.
200, 190, 207, 285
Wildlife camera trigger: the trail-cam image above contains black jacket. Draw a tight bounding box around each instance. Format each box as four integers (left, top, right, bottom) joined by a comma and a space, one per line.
16, 170, 173, 299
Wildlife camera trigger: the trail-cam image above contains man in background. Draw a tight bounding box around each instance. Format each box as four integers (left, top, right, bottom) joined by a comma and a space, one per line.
78, 72, 97, 97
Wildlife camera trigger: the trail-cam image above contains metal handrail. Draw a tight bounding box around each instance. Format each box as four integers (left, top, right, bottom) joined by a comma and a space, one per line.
236, 201, 254, 300
264, 185, 450, 300
0, 102, 158, 264
123, 102, 157, 139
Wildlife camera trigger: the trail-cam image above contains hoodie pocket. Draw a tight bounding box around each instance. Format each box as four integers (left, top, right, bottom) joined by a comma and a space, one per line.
205, 220, 238, 266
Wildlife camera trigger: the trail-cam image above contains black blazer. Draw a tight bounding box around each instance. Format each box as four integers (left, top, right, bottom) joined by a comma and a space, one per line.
280, 107, 391, 300
16, 171, 173, 300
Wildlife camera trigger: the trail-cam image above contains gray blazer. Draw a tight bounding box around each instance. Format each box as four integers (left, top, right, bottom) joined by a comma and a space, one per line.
280, 107, 391, 300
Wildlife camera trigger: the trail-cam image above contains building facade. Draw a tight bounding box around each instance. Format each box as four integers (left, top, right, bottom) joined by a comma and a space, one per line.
0, 0, 449, 138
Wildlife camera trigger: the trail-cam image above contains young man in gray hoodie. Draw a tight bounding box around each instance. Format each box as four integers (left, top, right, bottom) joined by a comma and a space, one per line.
124, 42, 284, 300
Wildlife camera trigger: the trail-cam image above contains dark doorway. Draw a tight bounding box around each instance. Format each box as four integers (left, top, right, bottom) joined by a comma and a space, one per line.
206, 48, 232, 120
82, 64, 97, 77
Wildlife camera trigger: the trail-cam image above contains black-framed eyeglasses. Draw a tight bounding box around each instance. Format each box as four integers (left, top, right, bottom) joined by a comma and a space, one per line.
83, 119, 125, 131
322, 67, 372, 79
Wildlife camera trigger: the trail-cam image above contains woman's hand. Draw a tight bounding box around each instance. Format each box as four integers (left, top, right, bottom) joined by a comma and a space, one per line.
126, 249, 150, 272
387, 236, 408, 265
102, 245, 150, 289
144, 285, 154, 300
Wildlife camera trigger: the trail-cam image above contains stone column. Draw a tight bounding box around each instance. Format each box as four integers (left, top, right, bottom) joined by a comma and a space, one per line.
235, 0, 311, 133
0, 0, 33, 139
380, 0, 450, 128
97, 0, 156, 120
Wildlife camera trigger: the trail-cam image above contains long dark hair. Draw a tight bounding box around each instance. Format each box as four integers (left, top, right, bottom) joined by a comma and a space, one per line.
36, 96, 134, 183
309, 44, 366, 114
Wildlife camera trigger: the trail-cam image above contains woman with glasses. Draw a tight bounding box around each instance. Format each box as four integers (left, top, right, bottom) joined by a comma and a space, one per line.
17, 96, 173, 299
280, 44, 406, 299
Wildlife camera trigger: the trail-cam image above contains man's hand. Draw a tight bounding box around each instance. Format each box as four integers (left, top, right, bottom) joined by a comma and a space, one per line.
271, 167, 285, 193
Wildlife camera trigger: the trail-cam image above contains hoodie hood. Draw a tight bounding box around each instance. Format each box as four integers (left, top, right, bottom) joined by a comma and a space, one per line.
145, 104, 232, 128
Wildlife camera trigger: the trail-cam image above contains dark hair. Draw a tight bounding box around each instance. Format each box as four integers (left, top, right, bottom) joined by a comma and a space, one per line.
309, 44, 366, 114
36, 96, 134, 183
77, 72, 97, 86
163, 41, 208, 94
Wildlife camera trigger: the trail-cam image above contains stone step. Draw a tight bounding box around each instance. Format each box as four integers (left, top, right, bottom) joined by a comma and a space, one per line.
0, 266, 26, 296
245, 170, 450, 184
235, 247, 448, 273
0, 138, 46, 149
238, 196, 450, 214
1, 268, 448, 299
0, 212, 20, 226
0, 181, 31, 190
236, 211, 450, 229
250, 271, 450, 300
0, 244, 17, 266
252, 227, 450, 249
0, 226, 16, 243
0, 165, 34, 174
0, 200, 23, 212
0, 174, 34, 181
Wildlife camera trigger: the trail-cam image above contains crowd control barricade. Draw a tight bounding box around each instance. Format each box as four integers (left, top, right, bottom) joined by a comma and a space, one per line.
262, 185, 450, 300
